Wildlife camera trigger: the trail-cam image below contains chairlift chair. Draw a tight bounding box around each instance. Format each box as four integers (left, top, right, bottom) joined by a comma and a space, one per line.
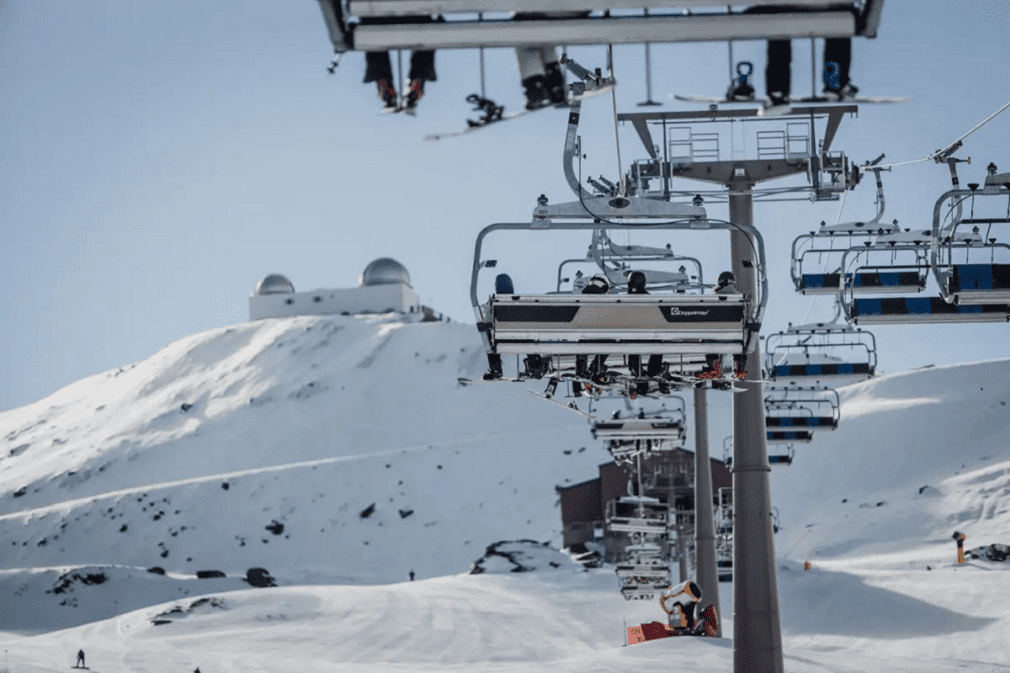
317, 0, 884, 54
471, 205, 768, 381
932, 166, 1010, 307
793, 224, 930, 296
845, 164, 1010, 323
835, 228, 999, 324
791, 163, 929, 295
768, 445, 795, 465
765, 386, 840, 431
606, 496, 670, 535
592, 408, 686, 442
764, 321, 876, 386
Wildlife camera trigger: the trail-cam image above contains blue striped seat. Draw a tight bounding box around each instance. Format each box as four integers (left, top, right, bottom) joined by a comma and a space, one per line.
800, 271, 923, 293
950, 264, 1010, 292
767, 430, 812, 443
852, 296, 1010, 323
766, 416, 834, 428
772, 362, 872, 378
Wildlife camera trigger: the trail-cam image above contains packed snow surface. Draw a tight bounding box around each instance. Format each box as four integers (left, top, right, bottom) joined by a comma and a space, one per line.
2, 314, 1009, 672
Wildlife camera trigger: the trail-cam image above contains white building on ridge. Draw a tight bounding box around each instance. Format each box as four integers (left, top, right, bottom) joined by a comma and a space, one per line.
249, 258, 422, 321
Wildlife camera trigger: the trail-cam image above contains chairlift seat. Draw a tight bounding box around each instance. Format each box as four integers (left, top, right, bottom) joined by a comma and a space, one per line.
593, 418, 684, 441
765, 416, 836, 429
608, 517, 670, 534
607, 499, 669, 534
767, 430, 812, 443
772, 362, 873, 379
768, 453, 794, 465
621, 586, 664, 600
946, 264, 1010, 305
488, 293, 749, 356
800, 271, 925, 295
615, 564, 670, 580
851, 297, 1010, 324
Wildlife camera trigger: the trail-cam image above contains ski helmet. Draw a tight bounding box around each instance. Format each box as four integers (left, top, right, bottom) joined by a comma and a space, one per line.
717, 271, 736, 287
628, 271, 647, 292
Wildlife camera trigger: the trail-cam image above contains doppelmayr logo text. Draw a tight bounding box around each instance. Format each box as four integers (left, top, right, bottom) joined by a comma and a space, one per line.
667, 307, 710, 316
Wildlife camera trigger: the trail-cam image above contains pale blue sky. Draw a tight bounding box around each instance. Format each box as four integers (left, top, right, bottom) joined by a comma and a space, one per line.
2, 1, 1009, 411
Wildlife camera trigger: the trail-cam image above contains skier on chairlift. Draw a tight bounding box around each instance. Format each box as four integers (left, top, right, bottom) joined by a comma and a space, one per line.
366, 50, 436, 111
699, 272, 747, 380
736, 5, 860, 105
483, 273, 514, 380
362, 15, 438, 111
626, 271, 667, 395
512, 11, 587, 110
574, 275, 610, 393
515, 44, 566, 110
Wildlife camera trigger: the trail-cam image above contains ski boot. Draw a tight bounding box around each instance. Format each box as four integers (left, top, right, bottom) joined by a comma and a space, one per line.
824, 82, 859, 101
483, 353, 503, 380
732, 354, 748, 380
522, 75, 552, 111
404, 79, 424, 111
544, 377, 559, 399
544, 61, 567, 106
588, 358, 610, 386
524, 354, 550, 379
767, 91, 789, 108
376, 79, 398, 109
698, 355, 722, 380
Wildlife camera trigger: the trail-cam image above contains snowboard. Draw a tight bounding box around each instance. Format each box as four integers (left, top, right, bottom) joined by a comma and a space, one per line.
673, 93, 910, 105
380, 104, 417, 117
458, 376, 525, 385
424, 81, 616, 141
528, 389, 592, 417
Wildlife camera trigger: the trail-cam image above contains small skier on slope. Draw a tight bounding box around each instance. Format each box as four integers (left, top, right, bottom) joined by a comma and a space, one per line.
75, 650, 85, 669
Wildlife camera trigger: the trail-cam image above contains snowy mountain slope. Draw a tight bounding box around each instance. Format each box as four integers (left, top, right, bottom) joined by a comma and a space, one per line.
3, 313, 1010, 672
0, 314, 609, 629
772, 358, 1010, 561
3, 555, 1009, 673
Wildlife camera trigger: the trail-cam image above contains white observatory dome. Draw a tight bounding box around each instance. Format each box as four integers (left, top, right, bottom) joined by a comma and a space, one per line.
254, 274, 295, 295
360, 257, 411, 287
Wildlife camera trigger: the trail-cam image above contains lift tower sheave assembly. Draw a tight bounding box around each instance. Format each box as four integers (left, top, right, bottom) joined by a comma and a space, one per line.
618, 104, 859, 673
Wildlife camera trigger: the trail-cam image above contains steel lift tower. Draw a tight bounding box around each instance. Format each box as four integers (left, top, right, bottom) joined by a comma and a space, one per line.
620, 104, 858, 673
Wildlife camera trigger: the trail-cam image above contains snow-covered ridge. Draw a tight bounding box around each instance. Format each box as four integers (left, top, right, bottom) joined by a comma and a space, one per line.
0, 313, 607, 630
2, 314, 1010, 673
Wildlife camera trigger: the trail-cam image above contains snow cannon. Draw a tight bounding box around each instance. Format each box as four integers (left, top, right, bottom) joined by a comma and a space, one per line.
953, 531, 966, 564
660, 580, 702, 630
